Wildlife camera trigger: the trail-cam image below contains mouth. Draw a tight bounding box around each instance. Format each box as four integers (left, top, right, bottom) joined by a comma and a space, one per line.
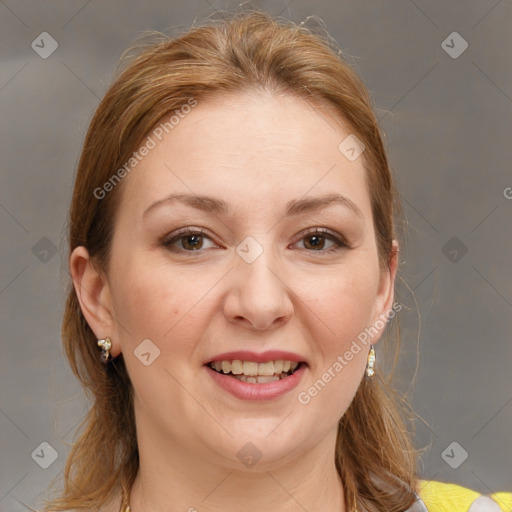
207, 359, 305, 383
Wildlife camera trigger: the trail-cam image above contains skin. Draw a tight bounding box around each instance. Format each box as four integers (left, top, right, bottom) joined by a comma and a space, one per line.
71, 90, 398, 512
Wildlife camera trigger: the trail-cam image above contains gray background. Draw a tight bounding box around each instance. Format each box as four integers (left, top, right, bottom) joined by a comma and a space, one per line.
1, 1, 511, 510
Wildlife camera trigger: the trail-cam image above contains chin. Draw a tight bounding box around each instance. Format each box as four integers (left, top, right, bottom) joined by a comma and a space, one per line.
200, 417, 318, 471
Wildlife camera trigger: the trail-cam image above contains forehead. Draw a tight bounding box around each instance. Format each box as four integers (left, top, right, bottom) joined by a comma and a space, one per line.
118, 91, 371, 220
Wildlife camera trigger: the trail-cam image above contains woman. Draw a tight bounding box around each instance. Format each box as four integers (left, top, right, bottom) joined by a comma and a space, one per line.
44, 10, 511, 512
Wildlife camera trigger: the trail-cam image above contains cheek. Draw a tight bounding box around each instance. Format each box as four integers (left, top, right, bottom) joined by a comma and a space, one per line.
109, 258, 210, 403
110, 254, 223, 360
295, 267, 376, 422
294, 260, 377, 413
303, 262, 378, 349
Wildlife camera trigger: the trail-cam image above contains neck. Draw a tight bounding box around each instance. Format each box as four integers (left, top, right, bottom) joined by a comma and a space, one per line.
127, 418, 347, 512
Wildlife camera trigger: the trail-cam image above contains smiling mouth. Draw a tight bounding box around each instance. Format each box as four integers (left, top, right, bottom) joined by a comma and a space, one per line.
208, 359, 305, 383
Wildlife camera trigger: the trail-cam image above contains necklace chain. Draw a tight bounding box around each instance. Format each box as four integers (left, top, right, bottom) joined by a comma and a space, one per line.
121, 488, 358, 512
121, 500, 357, 512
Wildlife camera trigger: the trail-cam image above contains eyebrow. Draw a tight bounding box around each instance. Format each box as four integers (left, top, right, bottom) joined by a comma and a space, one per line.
142, 192, 364, 220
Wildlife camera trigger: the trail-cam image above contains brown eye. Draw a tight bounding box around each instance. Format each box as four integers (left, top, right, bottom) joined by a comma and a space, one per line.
163, 228, 217, 253
296, 229, 348, 253
303, 234, 328, 250
180, 234, 204, 250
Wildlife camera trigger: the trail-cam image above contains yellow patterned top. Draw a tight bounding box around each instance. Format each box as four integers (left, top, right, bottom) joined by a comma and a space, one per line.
418, 480, 512, 511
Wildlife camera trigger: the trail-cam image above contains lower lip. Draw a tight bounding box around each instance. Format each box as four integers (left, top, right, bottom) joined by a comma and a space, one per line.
205, 364, 307, 401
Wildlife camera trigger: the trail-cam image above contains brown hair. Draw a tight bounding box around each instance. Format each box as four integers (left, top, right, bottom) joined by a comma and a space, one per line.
45, 9, 417, 512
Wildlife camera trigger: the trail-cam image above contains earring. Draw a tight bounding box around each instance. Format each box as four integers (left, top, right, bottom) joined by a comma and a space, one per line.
97, 337, 112, 363
366, 345, 376, 377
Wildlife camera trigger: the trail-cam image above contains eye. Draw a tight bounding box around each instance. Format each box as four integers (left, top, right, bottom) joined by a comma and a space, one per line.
162, 227, 349, 255
293, 228, 348, 253
162, 228, 218, 253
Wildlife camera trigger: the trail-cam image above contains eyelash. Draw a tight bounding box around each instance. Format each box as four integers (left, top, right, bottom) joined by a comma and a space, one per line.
161, 227, 349, 255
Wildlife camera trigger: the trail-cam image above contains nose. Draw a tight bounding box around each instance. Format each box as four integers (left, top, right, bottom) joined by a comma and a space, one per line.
222, 237, 294, 331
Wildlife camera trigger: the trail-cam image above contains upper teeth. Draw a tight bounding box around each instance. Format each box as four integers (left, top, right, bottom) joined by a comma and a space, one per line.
210, 360, 299, 376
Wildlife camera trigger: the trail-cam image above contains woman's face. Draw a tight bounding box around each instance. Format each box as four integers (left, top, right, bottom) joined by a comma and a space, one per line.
80, 91, 396, 470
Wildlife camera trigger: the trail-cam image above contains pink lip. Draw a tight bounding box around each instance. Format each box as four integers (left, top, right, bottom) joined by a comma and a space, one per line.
205, 350, 306, 364
205, 363, 307, 401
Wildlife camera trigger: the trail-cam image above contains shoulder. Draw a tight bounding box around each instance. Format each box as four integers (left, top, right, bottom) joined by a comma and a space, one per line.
417, 480, 512, 512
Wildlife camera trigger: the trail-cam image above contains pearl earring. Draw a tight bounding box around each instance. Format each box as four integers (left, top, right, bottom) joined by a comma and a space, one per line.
366, 345, 376, 377
97, 337, 112, 363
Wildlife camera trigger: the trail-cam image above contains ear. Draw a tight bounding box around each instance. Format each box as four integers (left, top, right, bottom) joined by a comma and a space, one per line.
69, 246, 121, 358
369, 240, 400, 344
